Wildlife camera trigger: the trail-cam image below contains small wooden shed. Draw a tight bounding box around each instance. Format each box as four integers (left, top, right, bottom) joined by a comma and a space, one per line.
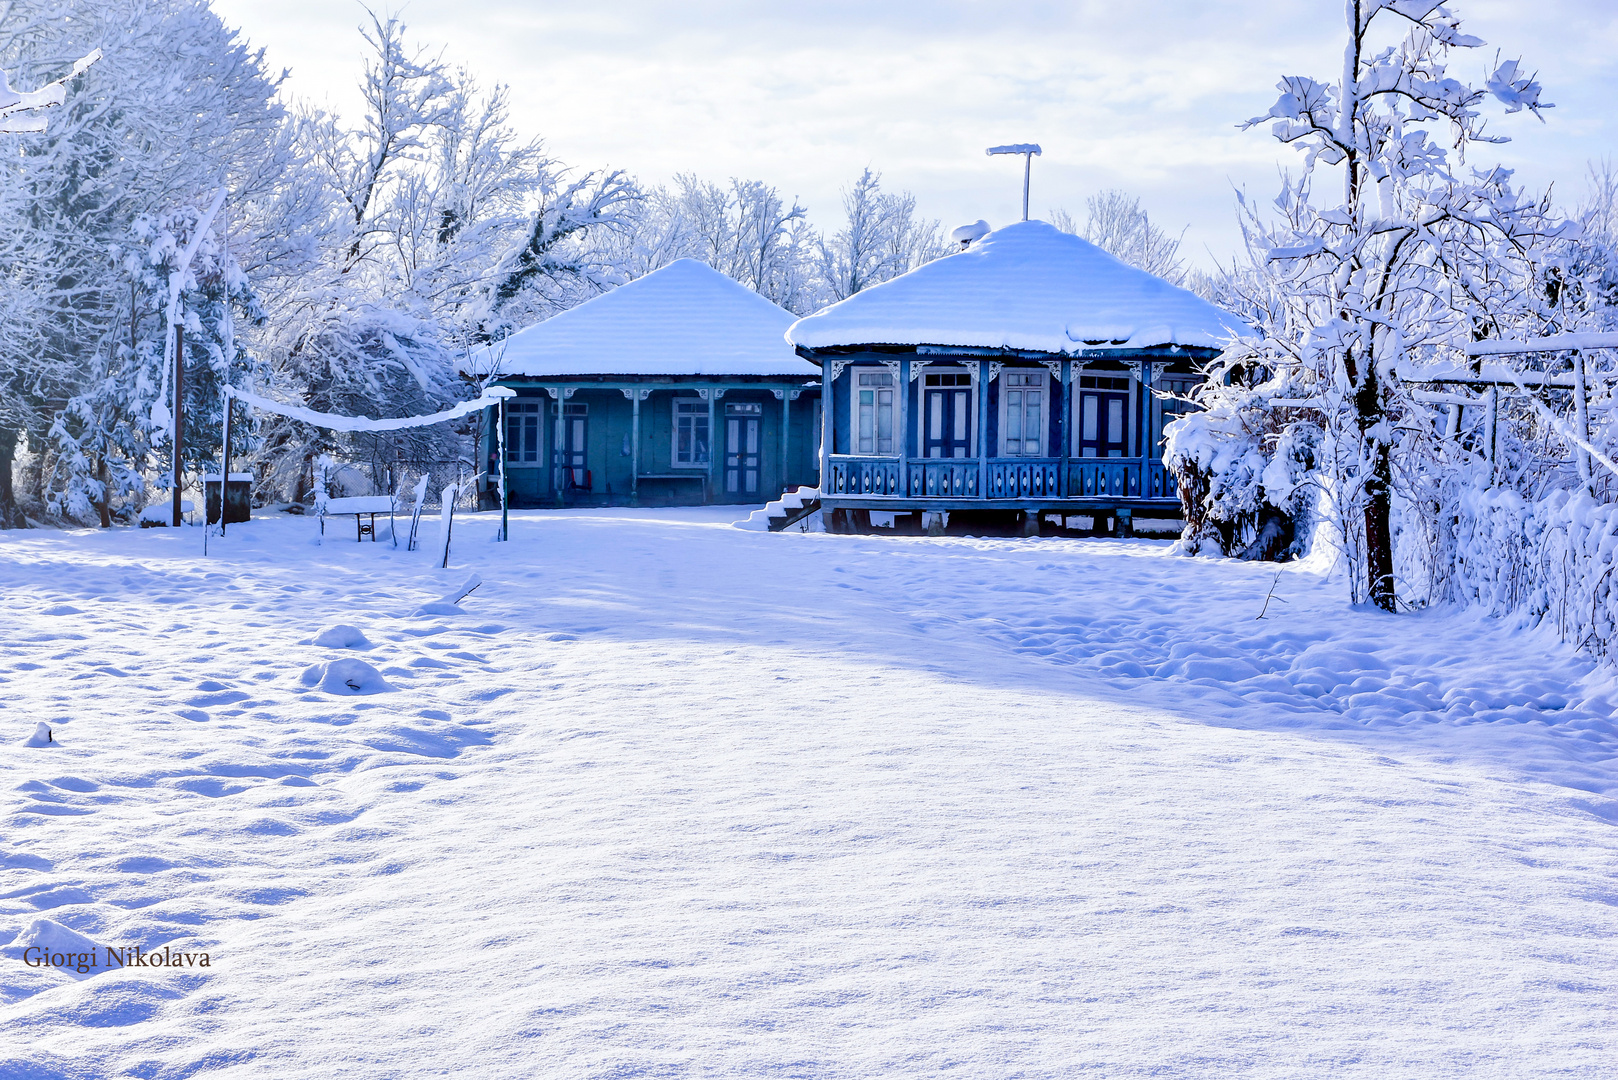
469, 260, 822, 507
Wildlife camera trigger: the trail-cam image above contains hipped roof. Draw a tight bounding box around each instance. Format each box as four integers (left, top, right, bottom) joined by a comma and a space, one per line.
469, 259, 816, 378
786, 220, 1248, 355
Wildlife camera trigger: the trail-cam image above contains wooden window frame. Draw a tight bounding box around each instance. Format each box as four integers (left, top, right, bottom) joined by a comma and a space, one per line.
672, 396, 710, 469
852, 368, 897, 457
504, 400, 544, 467
998, 369, 1048, 458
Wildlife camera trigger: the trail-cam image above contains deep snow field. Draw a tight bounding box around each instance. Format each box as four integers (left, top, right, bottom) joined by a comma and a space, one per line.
2, 506, 1617, 1078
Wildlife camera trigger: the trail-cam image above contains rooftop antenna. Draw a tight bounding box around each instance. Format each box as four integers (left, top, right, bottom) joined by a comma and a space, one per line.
986, 143, 1041, 222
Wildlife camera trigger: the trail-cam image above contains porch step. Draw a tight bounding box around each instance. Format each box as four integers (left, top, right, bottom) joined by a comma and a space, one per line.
734, 487, 821, 532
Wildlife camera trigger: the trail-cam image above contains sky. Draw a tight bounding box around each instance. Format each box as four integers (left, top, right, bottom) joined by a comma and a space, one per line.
213, 0, 1618, 270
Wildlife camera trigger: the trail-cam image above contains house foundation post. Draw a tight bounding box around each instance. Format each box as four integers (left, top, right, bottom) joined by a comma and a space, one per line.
977, 360, 990, 498
629, 388, 641, 506
780, 390, 790, 494
1059, 358, 1071, 496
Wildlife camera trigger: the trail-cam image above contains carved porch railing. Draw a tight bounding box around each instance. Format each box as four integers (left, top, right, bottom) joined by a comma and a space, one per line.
986, 459, 1060, 499
825, 455, 1179, 501
909, 460, 980, 498
826, 456, 902, 496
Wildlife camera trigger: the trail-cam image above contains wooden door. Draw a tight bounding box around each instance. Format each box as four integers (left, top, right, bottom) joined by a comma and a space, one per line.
924, 387, 972, 459
554, 404, 588, 488
1078, 392, 1128, 458
725, 405, 761, 495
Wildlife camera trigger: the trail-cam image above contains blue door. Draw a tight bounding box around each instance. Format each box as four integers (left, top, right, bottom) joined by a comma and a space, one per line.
725, 403, 761, 495
924, 385, 972, 458
1078, 391, 1128, 458
553, 403, 588, 490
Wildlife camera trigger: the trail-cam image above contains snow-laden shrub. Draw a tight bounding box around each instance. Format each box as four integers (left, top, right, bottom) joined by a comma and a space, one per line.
1165, 394, 1320, 561
1445, 487, 1618, 657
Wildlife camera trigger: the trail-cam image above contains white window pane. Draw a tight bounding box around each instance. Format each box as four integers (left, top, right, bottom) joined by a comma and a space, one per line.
952, 391, 967, 441
1083, 396, 1098, 441
1005, 391, 1022, 443
930, 394, 942, 439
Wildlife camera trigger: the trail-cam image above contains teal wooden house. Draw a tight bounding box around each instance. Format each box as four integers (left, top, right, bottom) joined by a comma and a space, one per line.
470, 259, 822, 507
785, 221, 1246, 534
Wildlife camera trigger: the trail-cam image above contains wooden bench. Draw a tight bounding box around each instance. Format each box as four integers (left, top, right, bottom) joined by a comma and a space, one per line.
637, 473, 708, 503
326, 495, 396, 541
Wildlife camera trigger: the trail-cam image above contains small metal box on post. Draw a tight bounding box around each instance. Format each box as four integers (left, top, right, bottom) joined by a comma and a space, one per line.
204, 472, 252, 526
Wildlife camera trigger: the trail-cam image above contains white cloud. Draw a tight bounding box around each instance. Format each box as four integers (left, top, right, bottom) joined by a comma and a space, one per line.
217, 0, 1618, 268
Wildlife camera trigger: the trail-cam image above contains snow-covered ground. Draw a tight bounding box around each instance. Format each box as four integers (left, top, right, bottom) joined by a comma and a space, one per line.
3, 507, 1616, 1078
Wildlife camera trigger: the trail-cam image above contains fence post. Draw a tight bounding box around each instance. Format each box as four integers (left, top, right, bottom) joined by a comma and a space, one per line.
1573, 349, 1593, 494
1484, 386, 1497, 483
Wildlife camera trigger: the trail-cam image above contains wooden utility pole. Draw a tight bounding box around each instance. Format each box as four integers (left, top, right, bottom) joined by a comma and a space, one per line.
221, 389, 234, 535
171, 324, 184, 527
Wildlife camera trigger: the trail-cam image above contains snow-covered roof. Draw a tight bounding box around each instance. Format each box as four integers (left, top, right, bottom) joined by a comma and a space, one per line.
470, 259, 816, 378
786, 220, 1249, 354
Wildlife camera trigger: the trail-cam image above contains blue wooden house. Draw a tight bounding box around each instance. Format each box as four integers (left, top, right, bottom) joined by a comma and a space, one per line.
469, 259, 822, 507
786, 220, 1245, 534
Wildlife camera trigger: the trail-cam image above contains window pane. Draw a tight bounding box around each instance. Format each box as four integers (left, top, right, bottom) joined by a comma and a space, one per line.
1005, 390, 1022, 444
1083, 395, 1098, 441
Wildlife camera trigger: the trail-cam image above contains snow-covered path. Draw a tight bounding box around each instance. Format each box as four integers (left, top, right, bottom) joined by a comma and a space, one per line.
3, 509, 1616, 1078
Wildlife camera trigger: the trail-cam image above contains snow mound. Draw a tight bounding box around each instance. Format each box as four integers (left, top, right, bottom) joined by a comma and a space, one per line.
412, 574, 481, 616
311, 624, 372, 649
300, 658, 394, 695
23, 721, 53, 747
13, 919, 105, 980
138, 502, 193, 526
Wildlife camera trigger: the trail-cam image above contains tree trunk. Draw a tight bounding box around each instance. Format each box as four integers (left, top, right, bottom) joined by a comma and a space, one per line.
0, 428, 20, 529
1356, 366, 1396, 611
1362, 440, 1396, 610
95, 453, 112, 528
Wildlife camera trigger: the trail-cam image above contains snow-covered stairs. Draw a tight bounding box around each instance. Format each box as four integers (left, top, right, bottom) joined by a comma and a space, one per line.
735, 486, 820, 531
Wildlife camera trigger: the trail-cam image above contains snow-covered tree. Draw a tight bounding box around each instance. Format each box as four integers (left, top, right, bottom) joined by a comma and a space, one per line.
246, 12, 640, 498
1188, 0, 1564, 610
817, 168, 947, 301
0, 0, 288, 526
48, 204, 264, 524
1051, 191, 1186, 283
604, 175, 821, 313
